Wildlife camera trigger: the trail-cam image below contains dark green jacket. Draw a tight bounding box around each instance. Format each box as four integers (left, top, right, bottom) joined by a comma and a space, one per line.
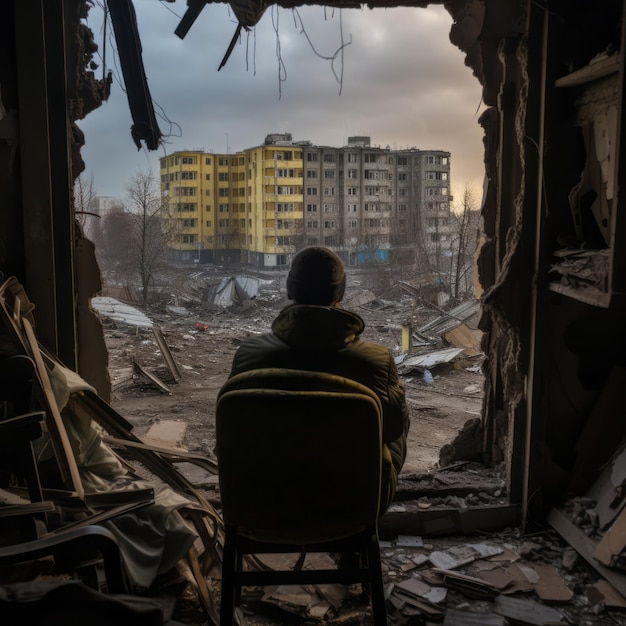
228, 304, 410, 511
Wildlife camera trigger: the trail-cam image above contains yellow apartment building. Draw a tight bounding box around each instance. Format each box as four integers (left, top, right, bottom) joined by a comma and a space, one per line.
160, 134, 304, 266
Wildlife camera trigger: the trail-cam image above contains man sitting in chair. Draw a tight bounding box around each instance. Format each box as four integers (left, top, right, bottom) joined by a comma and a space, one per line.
227, 246, 410, 513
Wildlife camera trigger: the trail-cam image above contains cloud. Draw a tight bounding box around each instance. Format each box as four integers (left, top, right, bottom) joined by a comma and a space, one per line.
80, 1, 485, 202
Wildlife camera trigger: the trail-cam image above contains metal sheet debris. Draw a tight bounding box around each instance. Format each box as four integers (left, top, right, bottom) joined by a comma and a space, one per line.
91, 296, 153, 328
396, 347, 465, 373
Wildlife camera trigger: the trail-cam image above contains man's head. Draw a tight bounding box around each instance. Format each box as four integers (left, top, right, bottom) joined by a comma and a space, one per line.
286, 246, 346, 305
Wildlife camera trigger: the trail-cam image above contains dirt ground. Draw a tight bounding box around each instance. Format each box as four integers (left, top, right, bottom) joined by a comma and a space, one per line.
102, 267, 485, 476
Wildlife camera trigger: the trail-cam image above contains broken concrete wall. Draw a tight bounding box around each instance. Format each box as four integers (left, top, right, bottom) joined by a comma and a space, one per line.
1, 1, 112, 401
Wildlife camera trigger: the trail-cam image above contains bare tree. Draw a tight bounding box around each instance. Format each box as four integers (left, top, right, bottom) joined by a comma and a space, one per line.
449, 184, 482, 302
73, 172, 97, 238
122, 170, 172, 305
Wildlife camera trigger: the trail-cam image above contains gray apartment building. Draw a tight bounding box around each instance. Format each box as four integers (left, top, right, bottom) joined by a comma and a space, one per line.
301, 136, 452, 271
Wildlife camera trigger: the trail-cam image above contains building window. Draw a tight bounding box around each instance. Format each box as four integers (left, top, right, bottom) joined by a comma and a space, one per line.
306, 204, 318, 212
175, 187, 197, 196
348, 219, 357, 228
397, 157, 408, 166
323, 153, 336, 163
276, 186, 300, 195
323, 187, 335, 196
324, 236, 337, 246
219, 188, 229, 197
324, 170, 335, 179
218, 157, 228, 166
181, 156, 197, 165
324, 220, 335, 228
306, 220, 318, 228
277, 168, 295, 177
306, 170, 318, 178
219, 172, 229, 181
398, 173, 407, 181
206, 220, 212, 227
306, 153, 318, 162
205, 157, 212, 165
347, 187, 358, 196
347, 153, 358, 163
323, 204, 334, 212
347, 204, 357, 213
205, 173, 211, 180
398, 204, 407, 212
180, 171, 197, 180
219, 204, 229, 212
398, 188, 408, 196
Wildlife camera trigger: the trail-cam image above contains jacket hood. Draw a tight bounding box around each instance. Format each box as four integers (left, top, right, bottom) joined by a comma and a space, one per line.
271, 304, 365, 351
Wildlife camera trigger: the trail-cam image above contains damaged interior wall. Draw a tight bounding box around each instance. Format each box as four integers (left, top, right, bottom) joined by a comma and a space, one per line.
1, 0, 626, 531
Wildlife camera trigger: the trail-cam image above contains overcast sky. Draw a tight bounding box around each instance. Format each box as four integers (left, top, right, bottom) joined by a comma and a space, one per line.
79, 0, 486, 204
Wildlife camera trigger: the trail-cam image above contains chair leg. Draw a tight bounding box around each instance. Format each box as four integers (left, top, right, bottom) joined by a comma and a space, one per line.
365, 534, 387, 626
220, 525, 237, 626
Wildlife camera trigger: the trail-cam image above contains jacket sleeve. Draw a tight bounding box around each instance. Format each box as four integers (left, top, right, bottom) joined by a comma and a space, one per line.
381, 352, 410, 444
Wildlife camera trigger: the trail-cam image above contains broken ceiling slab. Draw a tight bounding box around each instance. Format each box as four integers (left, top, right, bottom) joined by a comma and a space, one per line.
91, 296, 153, 328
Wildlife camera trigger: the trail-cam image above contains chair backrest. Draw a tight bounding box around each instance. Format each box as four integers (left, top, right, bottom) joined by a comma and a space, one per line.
216, 368, 383, 545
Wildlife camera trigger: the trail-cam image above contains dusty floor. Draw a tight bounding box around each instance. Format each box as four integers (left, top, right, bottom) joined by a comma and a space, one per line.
97, 267, 626, 625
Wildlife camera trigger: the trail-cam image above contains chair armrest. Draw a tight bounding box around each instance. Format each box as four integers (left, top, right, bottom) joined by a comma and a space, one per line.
0, 411, 45, 441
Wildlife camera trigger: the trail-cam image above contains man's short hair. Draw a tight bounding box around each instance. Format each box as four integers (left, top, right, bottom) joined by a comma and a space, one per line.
286, 246, 346, 305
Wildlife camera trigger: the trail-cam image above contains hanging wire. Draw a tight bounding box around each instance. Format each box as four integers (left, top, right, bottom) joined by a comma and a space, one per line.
292, 7, 351, 95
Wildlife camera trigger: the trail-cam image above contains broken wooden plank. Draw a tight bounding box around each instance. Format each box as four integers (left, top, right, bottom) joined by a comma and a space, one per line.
594, 505, 626, 567
379, 504, 520, 539
132, 360, 171, 394
152, 324, 181, 382
548, 507, 626, 597
102, 436, 218, 475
